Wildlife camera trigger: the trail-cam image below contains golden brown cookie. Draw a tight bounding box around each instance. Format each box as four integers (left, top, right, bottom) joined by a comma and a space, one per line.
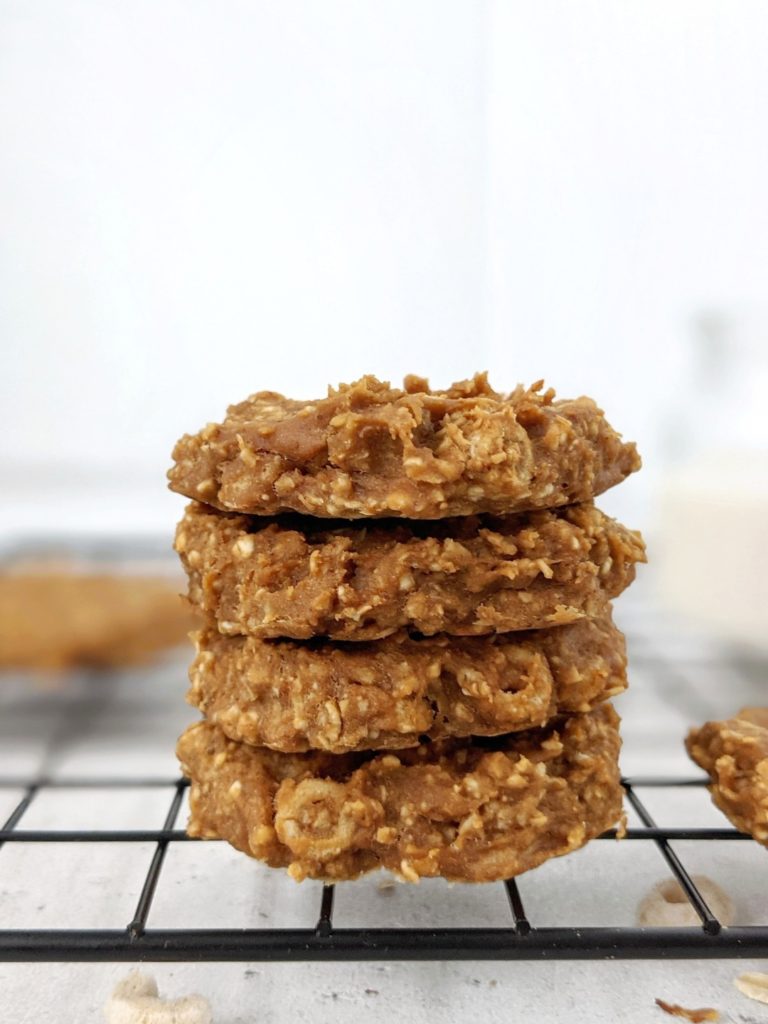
168, 375, 640, 519
0, 571, 196, 670
187, 615, 626, 753
176, 501, 644, 641
177, 703, 623, 882
686, 708, 768, 846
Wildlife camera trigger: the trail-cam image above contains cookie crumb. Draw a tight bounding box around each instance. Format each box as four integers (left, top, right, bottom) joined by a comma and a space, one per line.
638, 876, 733, 927
734, 972, 768, 1006
105, 971, 212, 1024
655, 997, 719, 1022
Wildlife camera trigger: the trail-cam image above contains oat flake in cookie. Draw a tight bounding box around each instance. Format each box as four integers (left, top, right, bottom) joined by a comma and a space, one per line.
177, 703, 623, 883
168, 374, 641, 519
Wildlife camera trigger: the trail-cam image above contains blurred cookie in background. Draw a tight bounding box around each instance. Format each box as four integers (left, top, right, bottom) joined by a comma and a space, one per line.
0, 568, 196, 671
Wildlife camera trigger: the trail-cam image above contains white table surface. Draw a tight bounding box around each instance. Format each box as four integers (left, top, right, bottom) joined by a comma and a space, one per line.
1, 574, 766, 1024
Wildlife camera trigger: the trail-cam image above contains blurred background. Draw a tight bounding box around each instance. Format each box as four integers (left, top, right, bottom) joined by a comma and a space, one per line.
1, 0, 767, 643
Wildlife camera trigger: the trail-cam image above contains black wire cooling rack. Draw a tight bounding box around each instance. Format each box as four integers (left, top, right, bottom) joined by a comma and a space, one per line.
0, 773, 766, 962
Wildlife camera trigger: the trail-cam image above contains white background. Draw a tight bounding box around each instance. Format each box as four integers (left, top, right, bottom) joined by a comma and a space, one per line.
1, 0, 768, 535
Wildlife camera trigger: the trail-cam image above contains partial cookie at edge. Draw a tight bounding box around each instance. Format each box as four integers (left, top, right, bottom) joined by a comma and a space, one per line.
686, 707, 768, 846
0, 572, 195, 670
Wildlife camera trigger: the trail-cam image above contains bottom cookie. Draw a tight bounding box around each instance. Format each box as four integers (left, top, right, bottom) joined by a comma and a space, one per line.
177, 703, 623, 882
686, 707, 768, 847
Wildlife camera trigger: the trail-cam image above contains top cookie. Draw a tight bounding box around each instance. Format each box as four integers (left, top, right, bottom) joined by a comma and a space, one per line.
168, 374, 641, 519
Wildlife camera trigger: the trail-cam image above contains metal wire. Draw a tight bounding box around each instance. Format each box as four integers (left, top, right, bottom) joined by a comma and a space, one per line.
623, 784, 720, 935
0, 774, 766, 962
127, 782, 187, 940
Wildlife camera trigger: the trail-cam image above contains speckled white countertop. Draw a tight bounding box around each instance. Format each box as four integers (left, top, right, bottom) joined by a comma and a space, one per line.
1, 578, 766, 1024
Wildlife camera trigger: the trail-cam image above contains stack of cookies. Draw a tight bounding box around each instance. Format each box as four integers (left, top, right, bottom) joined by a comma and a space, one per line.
169, 374, 645, 883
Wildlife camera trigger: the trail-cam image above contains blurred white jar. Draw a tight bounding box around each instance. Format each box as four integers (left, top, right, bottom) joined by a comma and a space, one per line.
657, 309, 768, 651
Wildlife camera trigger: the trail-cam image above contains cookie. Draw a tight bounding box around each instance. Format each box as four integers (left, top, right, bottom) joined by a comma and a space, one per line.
0, 571, 195, 670
168, 374, 640, 519
176, 501, 644, 641
188, 615, 626, 753
177, 702, 623, 882
686, 708, 768, 846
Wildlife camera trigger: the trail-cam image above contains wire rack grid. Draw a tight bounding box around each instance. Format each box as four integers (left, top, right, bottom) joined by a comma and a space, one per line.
1, 772, 766, 963
0, 547, 765, 965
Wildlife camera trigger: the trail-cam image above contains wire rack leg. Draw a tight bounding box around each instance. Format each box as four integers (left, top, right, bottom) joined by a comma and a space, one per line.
504, 879, 531, 936
316, 885, 335, 938
624, 783, 721, 935
127, 781, 186, 940
0, 785, 39, 844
